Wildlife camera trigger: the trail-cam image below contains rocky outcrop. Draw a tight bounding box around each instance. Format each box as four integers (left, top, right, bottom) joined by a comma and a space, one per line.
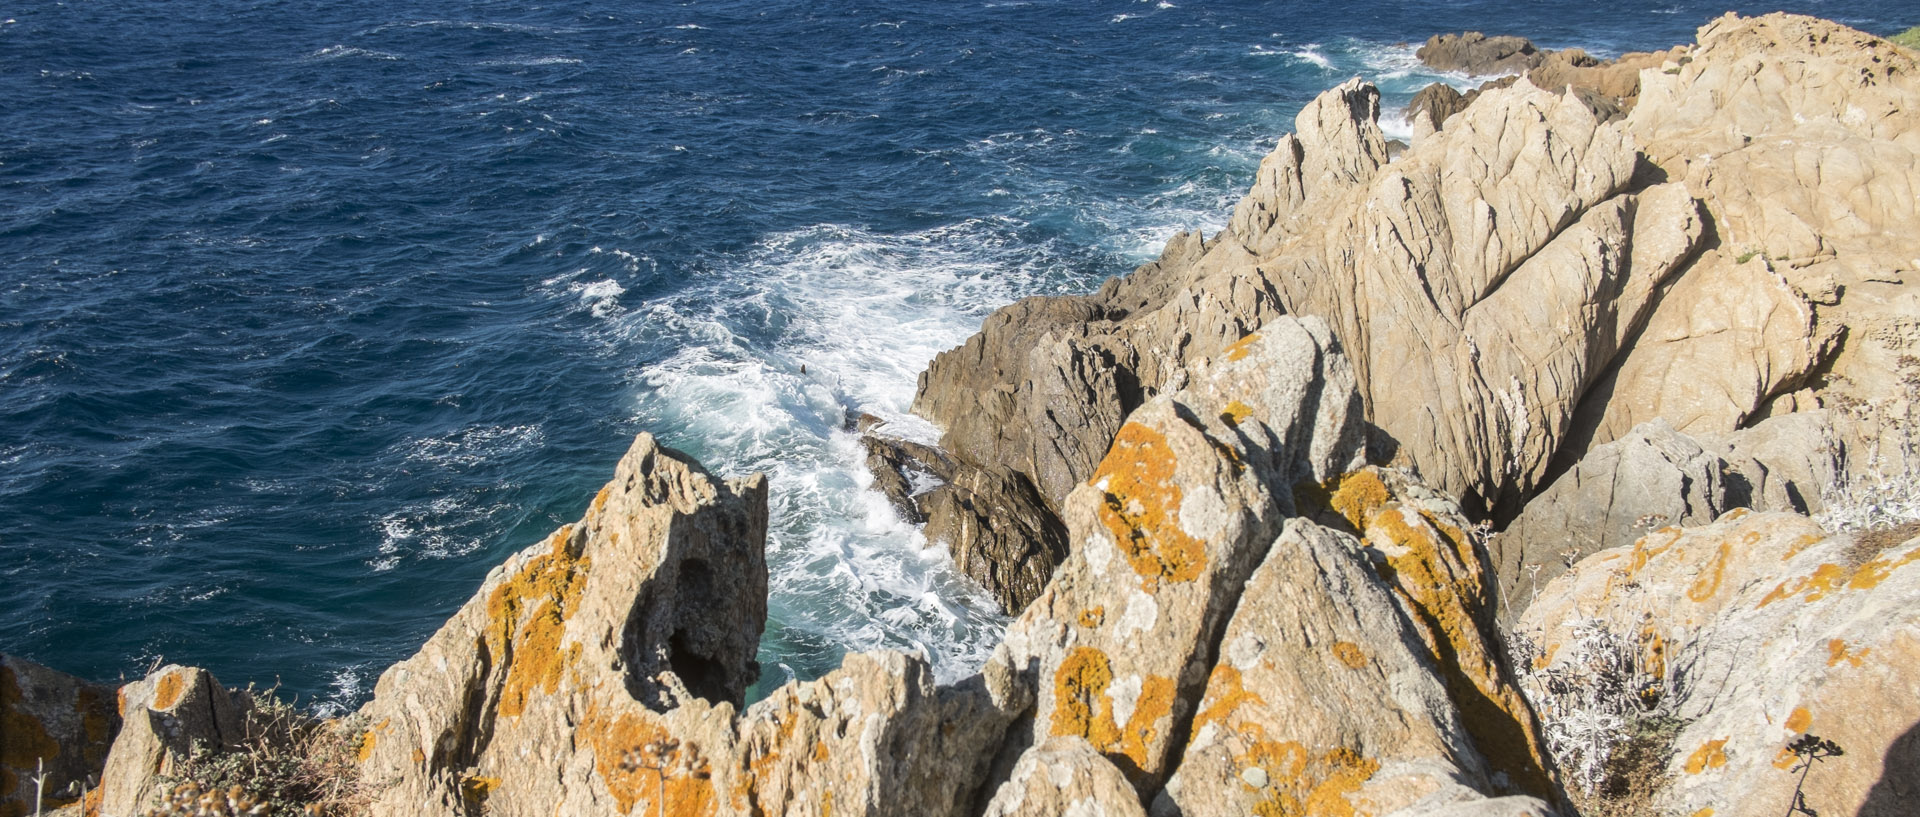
1, 656, 118, 817
97, 665, 249, 817
352, 433, 769, 816
983, 316, 1368, 795
981, 737, 1146, 817
861, 431, 1069, 614
1515, 511, 1920, 816
1416, 32, 1544, 75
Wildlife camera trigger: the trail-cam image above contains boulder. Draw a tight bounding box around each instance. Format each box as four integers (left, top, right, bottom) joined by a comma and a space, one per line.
1407, 82, 1468, 136
353, 433, 769, 817
0, 656, 118, 817
731, 651, 1015, 817
1153, 518, 1551, 815
982, 737, 1148, 817
1514, 511, 1920, 816
96, 665, 248, 817
1415, 32, 1545, 76
984, 316, 1368, 795
861, 432, 1069, 615
1492, 419, 1730, 621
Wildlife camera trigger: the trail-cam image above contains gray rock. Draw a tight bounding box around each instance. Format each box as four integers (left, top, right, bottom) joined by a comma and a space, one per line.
1415, 32, 1545, 76
0, 655, 119, 816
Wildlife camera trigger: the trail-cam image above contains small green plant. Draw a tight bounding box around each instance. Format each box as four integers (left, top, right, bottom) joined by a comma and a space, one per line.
153, 686, 370, 817
1734, 249, 1762, 264
1780, 733, 1844, 816
1889, 26, 1920, 51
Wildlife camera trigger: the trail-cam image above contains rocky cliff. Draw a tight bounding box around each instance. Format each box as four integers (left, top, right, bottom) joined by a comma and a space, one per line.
7, 12, 1919, 817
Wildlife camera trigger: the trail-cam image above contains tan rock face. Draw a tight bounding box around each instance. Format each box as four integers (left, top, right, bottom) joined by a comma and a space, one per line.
1154, 518, 1514, 816
1514, 511, 1920, 816
987, 316, 1367, 794
982, 737, 1147, 817
97, 665, 247, 817
353, 433, 768, 817
0, 656, 119, 817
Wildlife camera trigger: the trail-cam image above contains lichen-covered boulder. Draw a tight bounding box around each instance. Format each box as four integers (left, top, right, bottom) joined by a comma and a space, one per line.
729, 651, 1015, 817
96, 665, 247, 817
0, 655, 118, 817
985, 316, 1367, 794
982, 737, 1148, 817
1154, 519, 1543, 816
1515, 511, 1920, 816
353, 433, 768, 817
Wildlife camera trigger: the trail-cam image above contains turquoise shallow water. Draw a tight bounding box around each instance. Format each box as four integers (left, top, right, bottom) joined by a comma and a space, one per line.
0, 0, 1904, 709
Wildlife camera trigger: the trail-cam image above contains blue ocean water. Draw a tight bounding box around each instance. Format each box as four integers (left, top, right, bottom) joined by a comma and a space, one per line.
1, 0, 1903, 709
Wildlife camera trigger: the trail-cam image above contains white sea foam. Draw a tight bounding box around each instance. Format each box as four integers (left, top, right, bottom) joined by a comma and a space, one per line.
311, 45, 402, 61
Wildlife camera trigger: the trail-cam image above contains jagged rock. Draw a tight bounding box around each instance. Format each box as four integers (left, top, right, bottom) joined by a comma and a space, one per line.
1492, 419, 1730, 621
96, 665, 247, 817
1711, 410, 1843, 515
1260, 80, 1701, 515
1416, 32, 1544, 76
353, 433, 769, 817
860, 431, 1068, 614
0, 656, 118, 817
1524, 47, 1683, 108
984, 316, 1367, 795
982, 737, 1147, 817
1153, 518, 1549, 816
1571, 13, 1920, 472
731, 651, 1015, 817
1514, 511, 1920, 816
1407, 82, 1468, 136
920, 463, 1070, 615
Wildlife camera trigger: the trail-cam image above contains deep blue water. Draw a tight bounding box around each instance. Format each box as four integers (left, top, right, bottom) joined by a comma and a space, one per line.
2, 0, 1904, 708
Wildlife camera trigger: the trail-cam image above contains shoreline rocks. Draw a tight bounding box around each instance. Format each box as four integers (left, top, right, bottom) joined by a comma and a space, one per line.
11, 12, 1920, 817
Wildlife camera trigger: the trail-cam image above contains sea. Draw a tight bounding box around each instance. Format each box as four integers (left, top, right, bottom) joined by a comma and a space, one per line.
1, 0, 1903, 711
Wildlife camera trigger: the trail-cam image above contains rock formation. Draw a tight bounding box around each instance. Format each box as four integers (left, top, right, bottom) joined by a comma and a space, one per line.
16, 12, 1920, 817
1514, 511, 1920, 816
1, 655, 118, 817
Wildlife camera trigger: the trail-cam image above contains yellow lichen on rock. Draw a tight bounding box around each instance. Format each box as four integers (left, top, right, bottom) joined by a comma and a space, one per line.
485, 526, 592, 719
1682, 738, 1728, 774
581, 705, 716, 817
1326, 470, 1391, 531
1826, 639, 1868, 667
152, 668, 186, 711
1092, 422, 1207, 589
1784, 707, 1811, 732
1687, 541, 1733, 602
1221, 401, 1255, 427
1239, 741, 1380, 817
1225, 332, 1262, 362
1757, 543, 1920, 608
1330, 642, 1367, 669
1048, 647, 1176, 778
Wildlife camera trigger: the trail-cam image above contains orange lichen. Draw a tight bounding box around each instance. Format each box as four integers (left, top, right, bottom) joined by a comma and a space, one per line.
1531, 643, 1560, 671
1048, 647, 1177, 779
1361, 500, 1554, 800
460, 775, 500, 807
811, 741, 830, 763
1078, 607, 1105, 628
1240, 743, 1380, 817
2, 666, 61, 790
1785, 707, 1812, 733
486, 526, 592, 719
1639, 626, 1668, 683
1221, 401, 1255, 428
1827, 639, 1868, 668
1692, 809, 1717, 817
1091, 422, 1207, 589
1782, 533, 1823, 561
1192, 664, 1266, 732
1626, 528, 1683, 578
1687, 541, 1732, 602
1773, 745, 1801, 770
411, 749, 426, 766
1327, 470, 1392, 531
357, 729, 378, 763
1683, 738, 1728, 774
581, 705, 716, 817
1758, 544, 1920, 608
1225, 332, 1262, 362
152, 669, 187, 711
1330, 642, 1367, 669
592, 485, 612, 515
